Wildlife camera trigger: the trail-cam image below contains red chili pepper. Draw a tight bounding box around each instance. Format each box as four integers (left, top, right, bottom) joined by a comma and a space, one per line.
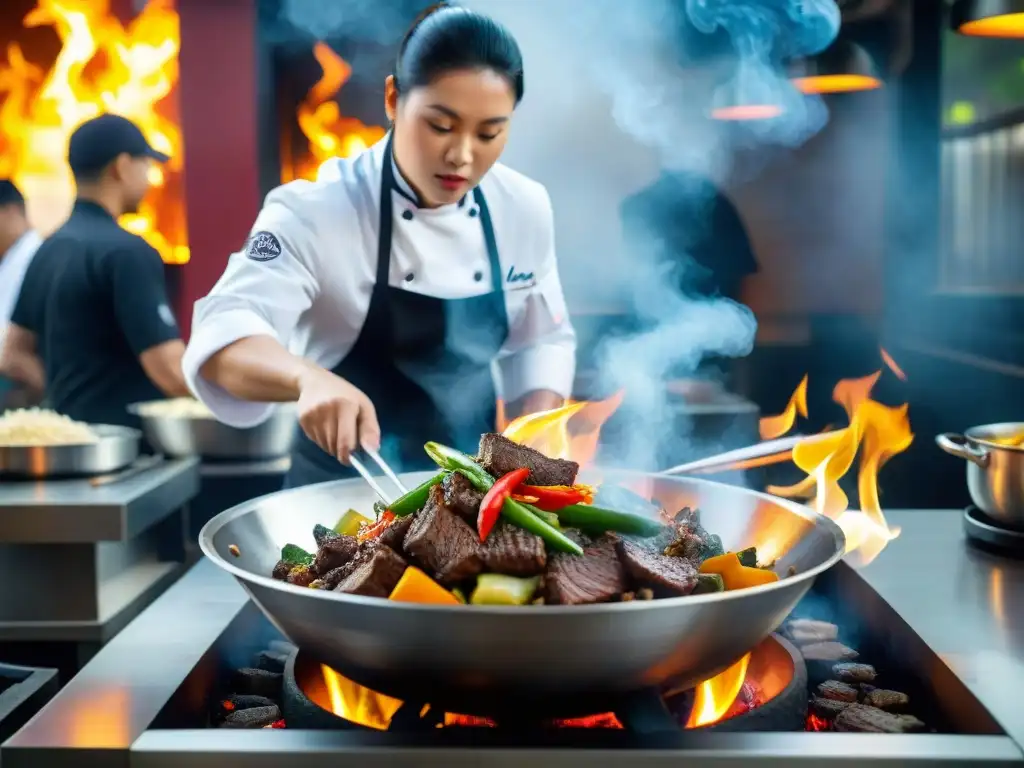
515, 484, 595, 510
358, 511, 395, 543
478, 467, 530, 541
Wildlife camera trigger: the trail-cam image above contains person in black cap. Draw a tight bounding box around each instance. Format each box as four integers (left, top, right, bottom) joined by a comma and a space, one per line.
0, 179, 44, 407
3, 113, 189, 429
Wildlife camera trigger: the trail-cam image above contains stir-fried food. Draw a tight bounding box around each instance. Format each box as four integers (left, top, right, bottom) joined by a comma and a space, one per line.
0, 408, 98, 446
270, 433, 781, 605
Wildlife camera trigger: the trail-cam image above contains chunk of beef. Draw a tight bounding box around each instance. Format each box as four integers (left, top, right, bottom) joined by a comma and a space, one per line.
443, 472, 484, 522
616, 538, 698, 595
379, 513, 416, 553
482, 521, 547, 576
285, 565, 316, 587
334, 546, 407, 598
545, 534, 626, 605
312, 535, 359, 575
271, 560, 292, 581
403, 486, 484, 585
478, 433, 579, 487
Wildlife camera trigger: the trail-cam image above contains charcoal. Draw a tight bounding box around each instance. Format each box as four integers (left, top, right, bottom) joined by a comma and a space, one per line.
379, 513, 416, 553
834, 703, 924, 734
863, 689, 909, 711
482, 521, 547, 576
545, 534, 626, 605
810, 696, 852, 719
312, 534, 359, 575
817, 680, 859, 703
800, 642, 859, 662
786, 619, 839, 645
231, 668, 283, 700
832, 662, 876, 683
285, 565, 316, 587
335, 546, 407, 598
617, 538, 698, 595
478, 432, 579, 486
253, 650, 288, 673
220, 704, 282, 729
442, 472, 484, 521
404, 486, 484, 585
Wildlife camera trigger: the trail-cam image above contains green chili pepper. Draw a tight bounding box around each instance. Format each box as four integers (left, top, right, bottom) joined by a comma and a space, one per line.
389, 471, 447, 517
550, 503, 664, 537
424, 442, 583, 555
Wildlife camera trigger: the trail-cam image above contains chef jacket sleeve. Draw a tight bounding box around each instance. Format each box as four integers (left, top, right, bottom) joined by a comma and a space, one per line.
493, 190, 577, 403
182, 188, 321, 428
108, 242, 181, 355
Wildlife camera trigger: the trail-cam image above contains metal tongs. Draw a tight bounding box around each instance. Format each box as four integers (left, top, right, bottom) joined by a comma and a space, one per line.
349, 446, 409, 505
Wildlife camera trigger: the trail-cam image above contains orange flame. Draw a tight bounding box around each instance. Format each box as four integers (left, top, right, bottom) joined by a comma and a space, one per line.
764, 371, 912, 566
0, 0, 187, 263
759, 374, 808, 439
498, 390, 625, 467
321, 665, 403, 731
284, 42, 386, 182
686, 653, 752, 728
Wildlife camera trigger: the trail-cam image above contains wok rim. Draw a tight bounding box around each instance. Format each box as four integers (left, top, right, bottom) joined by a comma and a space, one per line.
200, 470, 847, 615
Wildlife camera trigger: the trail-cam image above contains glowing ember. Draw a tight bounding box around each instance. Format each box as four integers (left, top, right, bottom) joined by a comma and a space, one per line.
710, 104, 783, 121
806, 713, 831, 731
0, 0, 187, 263
686, 653, 752, 728
880, 347, 906, 381
284, 42, 386, 182
498, 390, 625, 467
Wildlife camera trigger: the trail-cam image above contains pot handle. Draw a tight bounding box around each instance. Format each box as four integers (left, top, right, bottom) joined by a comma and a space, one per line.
935, 433, 991, 468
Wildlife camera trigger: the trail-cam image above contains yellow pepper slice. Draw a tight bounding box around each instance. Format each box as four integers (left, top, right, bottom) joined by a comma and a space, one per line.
699, 552, 780, 591
388, 567, 461, 605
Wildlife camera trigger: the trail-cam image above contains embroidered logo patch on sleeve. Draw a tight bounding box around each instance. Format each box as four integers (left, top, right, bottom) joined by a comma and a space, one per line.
246, 231, 283, 262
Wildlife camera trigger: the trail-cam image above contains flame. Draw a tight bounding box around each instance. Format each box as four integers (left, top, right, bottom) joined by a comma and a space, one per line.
791, 74, 882, 94
0, 0, 187, 263
284, 42, 387, 182
321, 665, 403, 730
880, 347, 907, 381
498, 390, 625, 467
763, 371, 912, 566
759, 374, 808, 439
686, 653, 752, 728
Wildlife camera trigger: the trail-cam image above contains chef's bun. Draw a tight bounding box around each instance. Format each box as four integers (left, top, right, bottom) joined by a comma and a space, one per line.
394, 2, 524, 104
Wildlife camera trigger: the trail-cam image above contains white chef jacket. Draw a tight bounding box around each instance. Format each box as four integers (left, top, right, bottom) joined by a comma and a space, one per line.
183, 136, 577, 429
0, 229, 43, 343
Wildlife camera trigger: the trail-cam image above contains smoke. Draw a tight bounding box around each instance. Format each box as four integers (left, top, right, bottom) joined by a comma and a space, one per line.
278, 0, 415, 44
461, 0, 841, 470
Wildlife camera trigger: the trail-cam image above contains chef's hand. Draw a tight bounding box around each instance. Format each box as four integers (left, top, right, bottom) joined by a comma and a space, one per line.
296, 366, 380, 464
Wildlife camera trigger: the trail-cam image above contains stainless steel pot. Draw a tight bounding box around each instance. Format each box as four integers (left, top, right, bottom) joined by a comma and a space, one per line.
0, 424, 140, 478
936, 423, 1024, 531
128, 402, 297, 460
200, 469, 845, 717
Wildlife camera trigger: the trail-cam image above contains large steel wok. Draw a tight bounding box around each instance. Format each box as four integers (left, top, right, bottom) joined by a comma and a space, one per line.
200, 470, 845, 716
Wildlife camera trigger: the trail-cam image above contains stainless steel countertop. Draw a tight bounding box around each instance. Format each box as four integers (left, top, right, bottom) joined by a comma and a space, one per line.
2, 509, 1022, 767
0, 457, 200, 542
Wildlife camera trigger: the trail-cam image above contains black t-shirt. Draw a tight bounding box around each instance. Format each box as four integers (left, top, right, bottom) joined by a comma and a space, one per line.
10, 199, 180, 428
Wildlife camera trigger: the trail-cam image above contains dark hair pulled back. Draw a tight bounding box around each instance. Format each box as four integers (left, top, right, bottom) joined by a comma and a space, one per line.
394, 2, 524, 104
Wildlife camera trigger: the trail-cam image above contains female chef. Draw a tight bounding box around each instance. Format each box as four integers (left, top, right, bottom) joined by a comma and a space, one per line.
182, 3, 577, 488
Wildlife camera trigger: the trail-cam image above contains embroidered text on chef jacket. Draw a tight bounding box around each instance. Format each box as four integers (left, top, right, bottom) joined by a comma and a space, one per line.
183, 137, 577, 428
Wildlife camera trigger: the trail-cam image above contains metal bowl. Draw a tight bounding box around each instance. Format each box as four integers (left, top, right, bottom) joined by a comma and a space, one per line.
0, 424, 140, 478
200, 469, 845, 715
937, 423, 1024, 531
128, 402, 297, 460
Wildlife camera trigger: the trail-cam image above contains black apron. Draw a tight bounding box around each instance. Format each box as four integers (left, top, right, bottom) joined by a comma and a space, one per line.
284, 137, 509, 488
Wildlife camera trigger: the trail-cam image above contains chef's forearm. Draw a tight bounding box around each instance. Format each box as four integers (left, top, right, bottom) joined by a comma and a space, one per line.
199, 335, 316, 402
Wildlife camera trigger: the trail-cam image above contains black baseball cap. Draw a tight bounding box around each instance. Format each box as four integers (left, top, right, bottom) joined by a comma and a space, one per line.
67, 114, 170, 177
0, 179, 25, 207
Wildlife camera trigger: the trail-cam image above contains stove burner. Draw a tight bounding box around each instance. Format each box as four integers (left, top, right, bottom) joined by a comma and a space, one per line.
963, 506, 1024, 559
280, 634, 809, 733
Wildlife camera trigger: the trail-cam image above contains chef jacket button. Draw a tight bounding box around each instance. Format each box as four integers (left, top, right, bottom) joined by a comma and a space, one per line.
402, 210, 414, 221
404, 272, 415, 282
473, 270, 483, 282
468, 207, 479, 218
